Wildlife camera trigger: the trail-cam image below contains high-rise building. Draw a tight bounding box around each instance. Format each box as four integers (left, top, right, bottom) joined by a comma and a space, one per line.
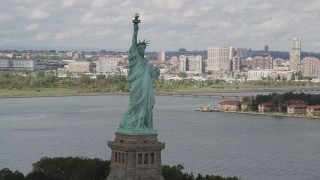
157, 52, 165, 62
180, 56, 187, 72
178, 48, 187, 53
179, 55, 203, 74
207, 46, 235, 72
252, 56, 273, 70
73, 52, 84, 59
232, 56, 241, 72
289, 37, 301, 72
302, 57, 320, 78
236, 48, 248, 59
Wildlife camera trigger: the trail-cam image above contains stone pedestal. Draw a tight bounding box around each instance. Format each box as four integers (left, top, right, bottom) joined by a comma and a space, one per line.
107, 133, 165, 180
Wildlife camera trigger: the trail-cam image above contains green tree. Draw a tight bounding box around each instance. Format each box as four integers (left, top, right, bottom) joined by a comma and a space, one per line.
162, 164, 194, 180
41, 75, 58, 87
162, 164, 239, 180
254, 94, 271, 105
178, 71, 187, 78
25, 170, 54, 180
36, 71, 46, 77
2, 157, 240, 180
96, 74, 106, 80
296, 71, 303, 80
29, 157, 109, 180
79, 75, 91, 85
0, 168, 25, 180
270, 93, 282, 111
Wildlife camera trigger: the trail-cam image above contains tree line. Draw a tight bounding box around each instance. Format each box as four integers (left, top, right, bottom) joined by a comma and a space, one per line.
243, 92, 320, 111
0, 157, 239, 180
0, 71, 236, 93
0, 71, 129, 93
1, 71, 318, 95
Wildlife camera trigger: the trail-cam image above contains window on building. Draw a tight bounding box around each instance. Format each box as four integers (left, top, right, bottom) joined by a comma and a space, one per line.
138, 153, 142, 165
144, 153, 148, 164
151, 153, 155, 164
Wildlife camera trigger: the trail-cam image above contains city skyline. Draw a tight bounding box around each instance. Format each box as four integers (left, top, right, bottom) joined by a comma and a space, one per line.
1, 0, 320, 52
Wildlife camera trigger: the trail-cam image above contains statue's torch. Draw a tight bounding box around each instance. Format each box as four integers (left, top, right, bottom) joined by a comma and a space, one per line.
132, 13, 141, 24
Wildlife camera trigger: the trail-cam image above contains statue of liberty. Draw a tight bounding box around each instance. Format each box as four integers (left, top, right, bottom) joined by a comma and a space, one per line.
117, 13, 160, 135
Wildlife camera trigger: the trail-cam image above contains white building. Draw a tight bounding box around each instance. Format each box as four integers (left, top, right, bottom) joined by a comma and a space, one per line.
247, 69, 273, 80
4, 53, 13, 59
179, 55, 203, 74
289, 37, 301, 72
157, 52, 165, 62
66, 51, 84, 59
248, 69, 294, 80
207, 46, 235, 72
0, 60, 34, 70
67, 61, 90, 73
96, 61, 118, 74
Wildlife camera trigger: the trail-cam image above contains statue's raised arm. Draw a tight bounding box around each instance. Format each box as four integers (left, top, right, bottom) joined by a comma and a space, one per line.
131, 13, 140, 50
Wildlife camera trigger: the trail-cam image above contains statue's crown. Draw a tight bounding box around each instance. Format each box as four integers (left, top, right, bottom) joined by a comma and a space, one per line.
137, 39, 150, 47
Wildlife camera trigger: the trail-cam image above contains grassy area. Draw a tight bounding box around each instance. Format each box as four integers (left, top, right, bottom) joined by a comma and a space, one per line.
0, 88, 80, 98
1, 71, 319, 98
1, 80, 319, 98
154, 81, 259, 92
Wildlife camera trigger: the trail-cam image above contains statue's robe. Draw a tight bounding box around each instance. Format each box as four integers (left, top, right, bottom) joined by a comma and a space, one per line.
118, 46, 159, 134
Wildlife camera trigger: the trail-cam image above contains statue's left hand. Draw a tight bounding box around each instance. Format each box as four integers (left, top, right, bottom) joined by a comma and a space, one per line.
149, 65, 160, 81
155, 68, 160, 79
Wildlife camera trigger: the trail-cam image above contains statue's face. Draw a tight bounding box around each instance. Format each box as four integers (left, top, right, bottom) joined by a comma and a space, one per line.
138, 45, 146, 56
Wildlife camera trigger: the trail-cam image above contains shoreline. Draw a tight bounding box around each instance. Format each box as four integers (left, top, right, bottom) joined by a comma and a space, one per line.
216, 110, 320, 119
0, 89, 262, 99
1, 85, 320, 99
0, 87, 317, 99
0, 92, 130, 99
0, 87, 319, 99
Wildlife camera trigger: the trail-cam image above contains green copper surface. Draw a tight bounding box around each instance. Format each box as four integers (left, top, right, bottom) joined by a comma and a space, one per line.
116, 16, 160, 135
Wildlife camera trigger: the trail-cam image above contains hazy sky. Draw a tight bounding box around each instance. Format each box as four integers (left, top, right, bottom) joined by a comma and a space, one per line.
1, 0, 320, 52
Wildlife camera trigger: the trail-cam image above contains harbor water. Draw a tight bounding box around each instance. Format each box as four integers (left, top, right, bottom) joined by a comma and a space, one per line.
0, 95, 320, 180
